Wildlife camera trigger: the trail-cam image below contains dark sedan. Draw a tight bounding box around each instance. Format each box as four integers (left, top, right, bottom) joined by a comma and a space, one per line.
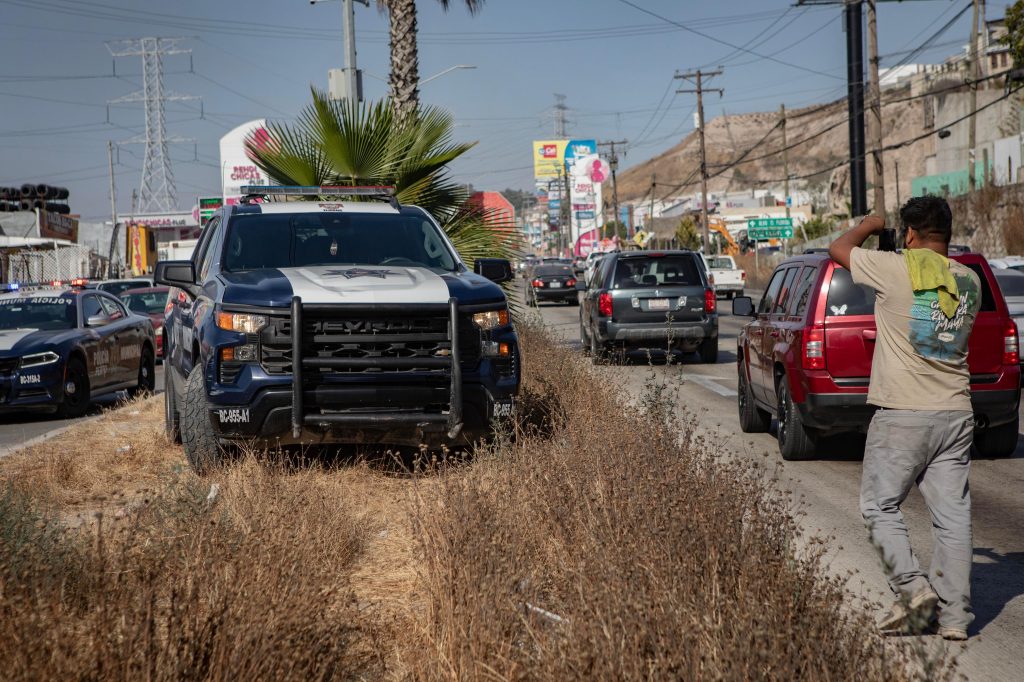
0, 286, 156, 417
527, 264, 580, 306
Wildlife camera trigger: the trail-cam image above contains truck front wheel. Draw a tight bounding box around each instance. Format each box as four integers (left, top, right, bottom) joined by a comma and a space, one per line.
181, 364, 225, 474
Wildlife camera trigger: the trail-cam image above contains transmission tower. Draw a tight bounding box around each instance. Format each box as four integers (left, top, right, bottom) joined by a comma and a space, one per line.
552, 93, 569, 138
107, 38, 198, 213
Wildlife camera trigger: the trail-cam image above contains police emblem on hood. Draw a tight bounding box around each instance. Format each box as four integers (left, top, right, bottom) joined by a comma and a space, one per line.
323, 268, 397, 279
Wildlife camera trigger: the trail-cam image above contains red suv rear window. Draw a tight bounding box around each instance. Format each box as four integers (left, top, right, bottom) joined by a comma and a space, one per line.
825, 269, 876, 316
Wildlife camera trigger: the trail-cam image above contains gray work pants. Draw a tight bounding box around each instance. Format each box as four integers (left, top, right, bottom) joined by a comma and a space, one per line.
860, 408, 974, 630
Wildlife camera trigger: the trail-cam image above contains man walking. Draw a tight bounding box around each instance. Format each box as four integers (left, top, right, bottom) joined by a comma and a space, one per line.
829, 196, 980, 641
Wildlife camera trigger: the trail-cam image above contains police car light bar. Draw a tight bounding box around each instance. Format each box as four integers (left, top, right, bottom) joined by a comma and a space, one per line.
240, 185, 396, 197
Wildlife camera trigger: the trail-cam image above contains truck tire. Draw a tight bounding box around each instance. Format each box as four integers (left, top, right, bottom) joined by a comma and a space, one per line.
590, 332, 608, 364
974, 418, 1019, 458
698, 336, 719, 364
57, 357, 90, 419
130, 346, 155, 397
580, 316, 590, 354
181, 364, 224, 474
164, 366, 182, 444
738, 369, 771, 433
776, 379, 817, 460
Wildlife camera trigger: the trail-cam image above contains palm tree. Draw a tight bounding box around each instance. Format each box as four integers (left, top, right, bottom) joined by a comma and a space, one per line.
245, 88, 517, 264
378, 0, 484, 116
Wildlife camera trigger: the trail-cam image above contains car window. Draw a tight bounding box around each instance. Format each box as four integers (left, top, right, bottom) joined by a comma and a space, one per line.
198, 218, 223, 281
994, 271, 1024, 297
962, 263, 997, 312
759, 269, 787, 314
611, 255, 702, 289
788, 266, 819, 316
192, 216, 219, 269
772, 267, 800, 314
0, 295, 77, 330
223, 212, 457, 272
706, 257, 732, 269
81, 295, 105, 321
826, 268, 876, 316
592, 256, 614, 288
121, 291, 168, 314
99, 296, 127, 320
535, 265, 574, 277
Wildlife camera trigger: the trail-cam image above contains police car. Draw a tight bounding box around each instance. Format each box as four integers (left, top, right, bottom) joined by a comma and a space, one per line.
156, 185, 520, 473
0, 284, 157, 417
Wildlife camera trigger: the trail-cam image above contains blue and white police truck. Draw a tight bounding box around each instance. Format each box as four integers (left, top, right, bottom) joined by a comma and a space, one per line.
156, 186, 520, 472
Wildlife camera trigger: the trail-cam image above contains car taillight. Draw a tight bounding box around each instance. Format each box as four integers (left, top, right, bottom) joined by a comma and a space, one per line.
803, 325, 825, 370
1004, 320, 1019, 365
566, 278, 576, 287
741, 271, 747, 281
598, 292, 613, 317
704, 288, 716, 313
532, 279, 544, 288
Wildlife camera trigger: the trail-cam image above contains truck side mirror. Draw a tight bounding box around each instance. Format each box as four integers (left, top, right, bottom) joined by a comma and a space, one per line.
732, 296, 755, 317
154, 260, 201, 300
474, 258, 514, 284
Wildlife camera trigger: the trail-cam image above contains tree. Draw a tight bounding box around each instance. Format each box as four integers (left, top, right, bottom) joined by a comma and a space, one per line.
675, 216, 701, 250
245, 88, 516, 264
378, 0, 485, 116
1003, 1, 1024, 82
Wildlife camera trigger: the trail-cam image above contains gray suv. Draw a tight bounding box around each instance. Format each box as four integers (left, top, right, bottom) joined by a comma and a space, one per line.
579, 250, 718, 363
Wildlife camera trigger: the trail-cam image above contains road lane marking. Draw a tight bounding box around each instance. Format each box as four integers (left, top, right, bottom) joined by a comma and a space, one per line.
679, 373, 738, 397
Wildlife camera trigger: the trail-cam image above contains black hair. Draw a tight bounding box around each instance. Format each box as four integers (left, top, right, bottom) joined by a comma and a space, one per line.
899, 195, 952, 244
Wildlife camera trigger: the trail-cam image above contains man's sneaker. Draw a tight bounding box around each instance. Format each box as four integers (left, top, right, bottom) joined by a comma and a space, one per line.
938, 626, 968, 641
879, 586, 939, 634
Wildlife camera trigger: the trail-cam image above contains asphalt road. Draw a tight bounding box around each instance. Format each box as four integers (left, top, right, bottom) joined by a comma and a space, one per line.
534, 293, 1024, 682
0, 365, 164, 454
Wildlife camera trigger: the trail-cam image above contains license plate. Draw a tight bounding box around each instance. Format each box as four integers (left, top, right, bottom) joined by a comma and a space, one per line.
549, 281, 562, 288
648, 298, 669, 311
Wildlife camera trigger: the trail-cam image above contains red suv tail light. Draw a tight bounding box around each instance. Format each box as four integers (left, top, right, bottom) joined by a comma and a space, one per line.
1004, 320, 1019, 365
704, 288, 716, 314
532, 279, 544, 288
566, 278, 577, 288
598, 292, 613, 317
803, 325, 825, 370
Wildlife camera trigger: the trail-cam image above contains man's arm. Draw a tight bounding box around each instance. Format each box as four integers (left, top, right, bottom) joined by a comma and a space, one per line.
828, 215, 886, 270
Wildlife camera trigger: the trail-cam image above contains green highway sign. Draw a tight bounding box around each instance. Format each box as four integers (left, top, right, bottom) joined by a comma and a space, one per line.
747, 217, 793, 240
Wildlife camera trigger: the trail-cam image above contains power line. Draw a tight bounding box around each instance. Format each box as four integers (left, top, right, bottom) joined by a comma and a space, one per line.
614, 0, 846, 81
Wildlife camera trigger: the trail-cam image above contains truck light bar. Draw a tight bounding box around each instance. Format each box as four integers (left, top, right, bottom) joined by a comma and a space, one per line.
240, 185, 395, 197
240, 185, 400, 209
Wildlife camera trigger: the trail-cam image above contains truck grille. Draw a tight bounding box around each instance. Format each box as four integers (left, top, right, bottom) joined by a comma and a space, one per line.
260, 314, 481, 375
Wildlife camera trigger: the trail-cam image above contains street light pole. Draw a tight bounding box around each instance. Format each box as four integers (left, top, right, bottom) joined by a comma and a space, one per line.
313, 0, 368, 105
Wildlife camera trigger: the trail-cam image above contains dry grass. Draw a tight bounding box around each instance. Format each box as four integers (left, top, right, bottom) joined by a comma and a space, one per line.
0, 324, 953, 680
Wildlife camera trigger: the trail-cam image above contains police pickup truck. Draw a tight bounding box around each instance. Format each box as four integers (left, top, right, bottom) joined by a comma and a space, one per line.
0, 284, 156, 417
156, 186, 520, 472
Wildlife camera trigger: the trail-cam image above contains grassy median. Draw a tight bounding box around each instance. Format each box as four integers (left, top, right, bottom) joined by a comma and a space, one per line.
0, 323, 951, 680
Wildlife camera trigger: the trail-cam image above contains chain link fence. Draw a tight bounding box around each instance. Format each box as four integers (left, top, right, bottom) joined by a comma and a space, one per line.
2, 244, 105, 283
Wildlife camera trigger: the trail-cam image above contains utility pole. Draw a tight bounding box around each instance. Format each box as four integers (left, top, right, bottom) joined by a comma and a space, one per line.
779, 104, 807, 247
598, 139, 627, 241
845, 2, 867, 216
676, 68, 724, 253
967, 0, 984, 193
106, 141, 119, 278
866, 0, 885, 216
649, 173, 656, 236
315, 0, 367, 105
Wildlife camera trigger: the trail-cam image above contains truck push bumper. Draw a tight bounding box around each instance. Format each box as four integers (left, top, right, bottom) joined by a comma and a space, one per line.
289, 296, 463, 441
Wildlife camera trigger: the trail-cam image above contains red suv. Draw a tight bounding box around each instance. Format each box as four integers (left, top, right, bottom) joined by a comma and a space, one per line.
733, 252, 1021, 460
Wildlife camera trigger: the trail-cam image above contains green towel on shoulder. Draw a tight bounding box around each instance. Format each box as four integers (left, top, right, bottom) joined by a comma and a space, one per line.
903, 249, 959, 319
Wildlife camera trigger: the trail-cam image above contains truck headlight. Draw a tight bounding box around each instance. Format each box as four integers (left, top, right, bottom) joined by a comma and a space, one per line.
472, 309, 510, 330
21, 351, 60, 368
216, 312, 268, 334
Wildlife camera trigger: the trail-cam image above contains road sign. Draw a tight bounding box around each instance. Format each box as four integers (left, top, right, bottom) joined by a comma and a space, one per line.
747, 217, 793, 240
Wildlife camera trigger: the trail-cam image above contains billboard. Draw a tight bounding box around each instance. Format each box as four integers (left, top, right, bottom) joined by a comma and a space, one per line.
532, 140, 569, 179
36, 209, 78, 242
220, 119, 269, 205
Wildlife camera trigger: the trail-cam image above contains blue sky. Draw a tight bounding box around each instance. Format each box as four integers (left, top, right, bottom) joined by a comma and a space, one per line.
0, 0, 977, 220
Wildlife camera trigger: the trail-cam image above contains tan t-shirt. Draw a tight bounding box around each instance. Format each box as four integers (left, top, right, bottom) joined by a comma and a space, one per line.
849, 247, 981, 411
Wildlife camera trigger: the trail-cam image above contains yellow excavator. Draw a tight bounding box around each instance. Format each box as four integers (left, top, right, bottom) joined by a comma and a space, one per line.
707, 218, 741, 256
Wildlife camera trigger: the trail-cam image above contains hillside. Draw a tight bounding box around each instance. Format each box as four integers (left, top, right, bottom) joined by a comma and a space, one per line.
616, 87, 934, 214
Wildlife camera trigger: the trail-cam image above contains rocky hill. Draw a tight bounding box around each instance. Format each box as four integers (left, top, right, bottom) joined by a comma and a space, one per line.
615, 86, 934, 215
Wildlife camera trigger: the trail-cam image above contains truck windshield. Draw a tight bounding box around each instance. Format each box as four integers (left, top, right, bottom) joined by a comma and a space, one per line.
0, 296, 76, 330
223, 212, 458, 272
